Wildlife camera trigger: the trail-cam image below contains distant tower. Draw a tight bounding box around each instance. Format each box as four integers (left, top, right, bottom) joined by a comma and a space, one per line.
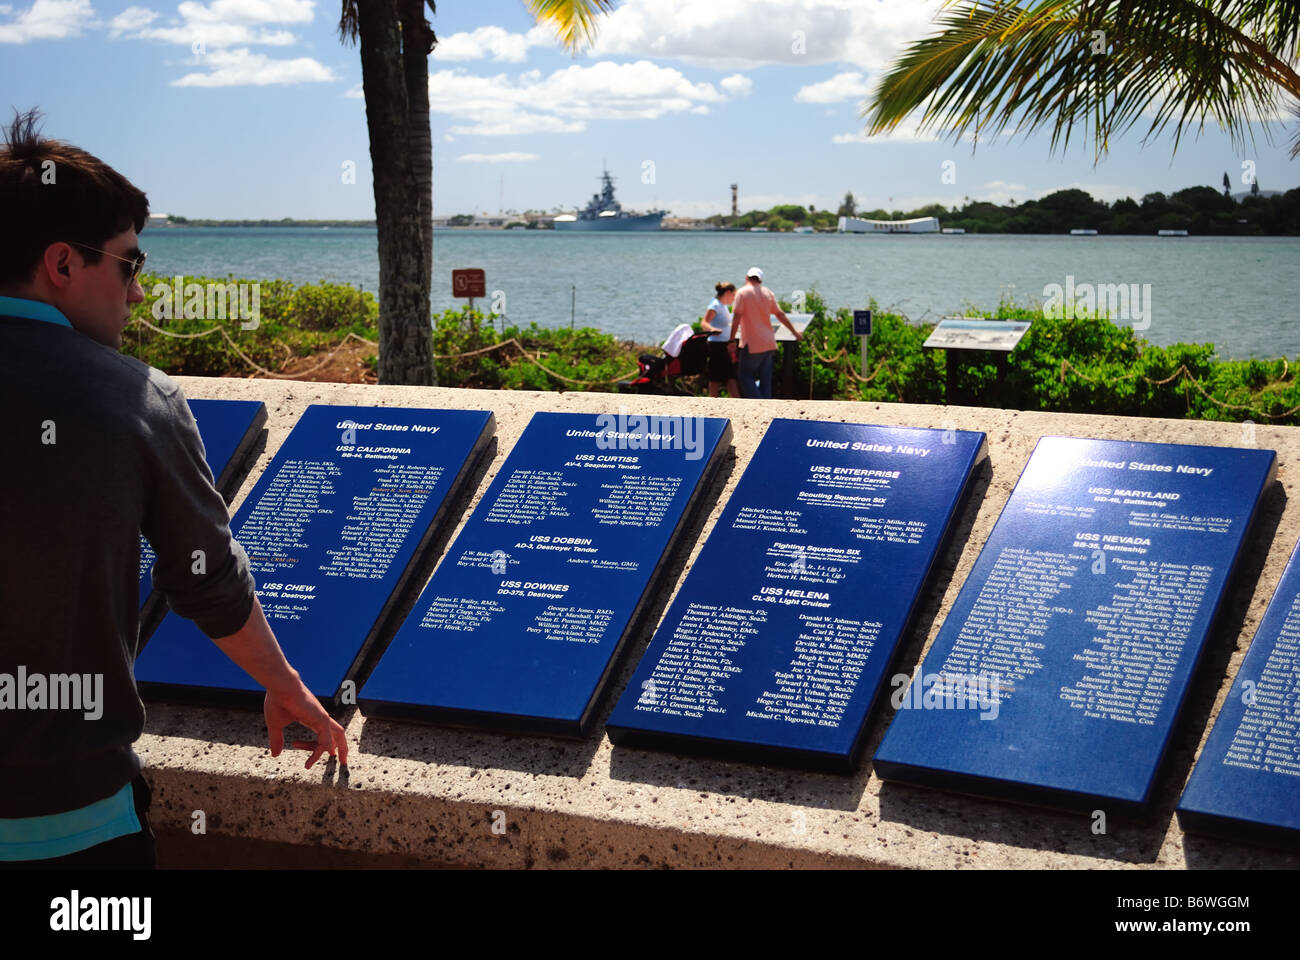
730, 183, 738, 217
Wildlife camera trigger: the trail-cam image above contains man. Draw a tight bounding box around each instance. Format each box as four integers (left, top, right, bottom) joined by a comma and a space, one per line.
728, 267, 802, 399
0, 111, 347, 869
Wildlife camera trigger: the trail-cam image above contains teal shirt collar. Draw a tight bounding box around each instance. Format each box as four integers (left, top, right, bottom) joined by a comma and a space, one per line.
0, 295, 73, 329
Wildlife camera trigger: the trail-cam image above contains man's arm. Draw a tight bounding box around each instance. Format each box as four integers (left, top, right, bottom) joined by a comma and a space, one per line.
211, 596, 348, 767
770, 296, 802, 340
141, 384, 347, 766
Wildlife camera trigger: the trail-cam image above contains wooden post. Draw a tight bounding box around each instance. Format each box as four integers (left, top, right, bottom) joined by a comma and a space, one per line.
782, 341, 796, 398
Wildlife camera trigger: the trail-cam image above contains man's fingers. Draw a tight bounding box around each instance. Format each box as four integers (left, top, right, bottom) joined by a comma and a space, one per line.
267, 711, 285, 757
333, 722, 350, 766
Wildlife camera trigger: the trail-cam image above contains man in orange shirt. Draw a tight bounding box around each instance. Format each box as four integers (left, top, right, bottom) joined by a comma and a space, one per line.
728, 267, 801, 399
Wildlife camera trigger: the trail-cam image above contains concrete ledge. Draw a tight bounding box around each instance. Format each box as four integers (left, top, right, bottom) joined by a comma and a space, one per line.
136, 377, 1300, 869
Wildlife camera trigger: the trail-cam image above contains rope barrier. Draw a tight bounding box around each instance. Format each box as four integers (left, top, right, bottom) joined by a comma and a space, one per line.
130, 316, 641, 386
131, 315, 378, 380
129, 314, 1300, 420
806, 337, 888, 384
1058, 357, 1300, 420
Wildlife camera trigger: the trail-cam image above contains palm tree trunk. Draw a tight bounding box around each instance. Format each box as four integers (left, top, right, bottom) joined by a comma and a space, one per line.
356, 0, 434, 385
402, 1, 436, 272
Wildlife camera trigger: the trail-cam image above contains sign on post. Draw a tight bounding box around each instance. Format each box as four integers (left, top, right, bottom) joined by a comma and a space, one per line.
854, 309, 872, 377
452, 268, 486, 310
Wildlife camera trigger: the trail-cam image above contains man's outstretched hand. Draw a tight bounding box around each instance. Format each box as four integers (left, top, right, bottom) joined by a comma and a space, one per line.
264, 674, 349, 769
211, 597, 350, 769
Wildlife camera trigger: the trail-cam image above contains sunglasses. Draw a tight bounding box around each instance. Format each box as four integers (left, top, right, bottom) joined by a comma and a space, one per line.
70, 241, 148, 284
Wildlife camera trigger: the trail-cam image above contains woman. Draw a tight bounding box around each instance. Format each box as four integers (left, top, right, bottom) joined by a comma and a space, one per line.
700, 281, 739, 398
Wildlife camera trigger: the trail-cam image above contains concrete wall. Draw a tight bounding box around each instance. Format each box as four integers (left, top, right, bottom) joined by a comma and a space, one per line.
137, 377, 1300, 869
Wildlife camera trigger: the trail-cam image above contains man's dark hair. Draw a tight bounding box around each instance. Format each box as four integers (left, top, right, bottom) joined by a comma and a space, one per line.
0, 108, 149, 286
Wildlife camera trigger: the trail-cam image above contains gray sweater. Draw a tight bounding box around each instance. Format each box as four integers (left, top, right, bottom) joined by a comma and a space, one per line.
0, 315, 256, 817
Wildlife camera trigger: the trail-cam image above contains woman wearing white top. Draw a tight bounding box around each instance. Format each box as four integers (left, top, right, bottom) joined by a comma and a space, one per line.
701, 281, 739, 398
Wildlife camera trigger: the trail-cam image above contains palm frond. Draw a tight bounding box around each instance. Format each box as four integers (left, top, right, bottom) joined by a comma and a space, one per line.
522, 0, 616, 55
338, 1, 359, 44
866, 0, 1300, 162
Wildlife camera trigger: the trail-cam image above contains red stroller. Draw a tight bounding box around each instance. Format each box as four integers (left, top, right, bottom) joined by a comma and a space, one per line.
621, 332, 711, 395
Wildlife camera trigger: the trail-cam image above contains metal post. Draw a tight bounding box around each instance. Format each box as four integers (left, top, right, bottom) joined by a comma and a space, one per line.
861, 336, 869, 379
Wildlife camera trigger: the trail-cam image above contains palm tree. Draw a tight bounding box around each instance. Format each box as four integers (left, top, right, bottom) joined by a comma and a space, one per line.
340, 1, 615, 386
865, 1, 1300, 162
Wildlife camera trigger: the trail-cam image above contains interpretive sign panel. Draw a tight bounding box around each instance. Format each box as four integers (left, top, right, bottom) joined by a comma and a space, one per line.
135, 404, 494, 707
1178, 535, 1300, 847
774, 313, 812, 343
922, 318, 1030, 352
138, 398, 266, 613
606, 419, 986, 772
359, 411, 731, 737
874, 436, 1276, 818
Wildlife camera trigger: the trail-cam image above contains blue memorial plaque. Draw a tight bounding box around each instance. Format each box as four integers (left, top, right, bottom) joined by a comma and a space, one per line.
874, 436, 1276, 818
137, 398, 267, 615
1178, 535, 1300, 848
358, 411, 731, 737
606, 419, 986, 773
135, 404, 494, 707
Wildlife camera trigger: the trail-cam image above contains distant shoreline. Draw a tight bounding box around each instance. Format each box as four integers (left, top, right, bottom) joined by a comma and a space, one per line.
148, 222, 1300, 237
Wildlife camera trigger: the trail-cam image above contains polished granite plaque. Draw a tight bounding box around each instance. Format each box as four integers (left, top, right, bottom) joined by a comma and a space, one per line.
1178, 535, 1300, 847
874, 436, 1276, 818
359, 411, 731, 736
138, 398, 267, 618
135, 404, 494, 706
605, 419, 986, 773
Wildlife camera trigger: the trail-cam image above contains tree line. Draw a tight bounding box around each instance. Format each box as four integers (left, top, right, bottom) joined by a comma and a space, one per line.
708, 185, 1300, 234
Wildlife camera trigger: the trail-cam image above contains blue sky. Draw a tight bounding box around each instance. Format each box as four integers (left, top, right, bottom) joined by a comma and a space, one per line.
2, 0, 1295, 219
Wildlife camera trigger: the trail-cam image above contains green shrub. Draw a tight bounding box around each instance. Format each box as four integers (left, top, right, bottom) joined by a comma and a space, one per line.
122, 273, 1300, 425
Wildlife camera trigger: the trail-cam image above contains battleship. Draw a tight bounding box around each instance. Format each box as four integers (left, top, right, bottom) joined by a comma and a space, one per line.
552, 169, 664, 231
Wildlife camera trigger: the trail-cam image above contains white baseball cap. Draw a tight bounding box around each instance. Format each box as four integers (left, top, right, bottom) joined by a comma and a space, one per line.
746, 266, 763, 280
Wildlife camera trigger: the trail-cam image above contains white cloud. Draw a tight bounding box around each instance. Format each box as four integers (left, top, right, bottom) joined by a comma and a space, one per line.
975, 180, 1028, 205
422, 0, 943, 72
456, 151, 539, 163
0, 0, 93, 43
589, 0, 944, 71
172, 46, 333, 86
832, 117, 938, 144
109, 5, 157, 35
413, 61, 733, 136
133, 21, 295, 45
118, 0, 311, 47
795, 71, 870, 104
434, 24, 551, 63
179, 0, 313, 25
450, 115, 584, 136
719, 73, 752, 97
